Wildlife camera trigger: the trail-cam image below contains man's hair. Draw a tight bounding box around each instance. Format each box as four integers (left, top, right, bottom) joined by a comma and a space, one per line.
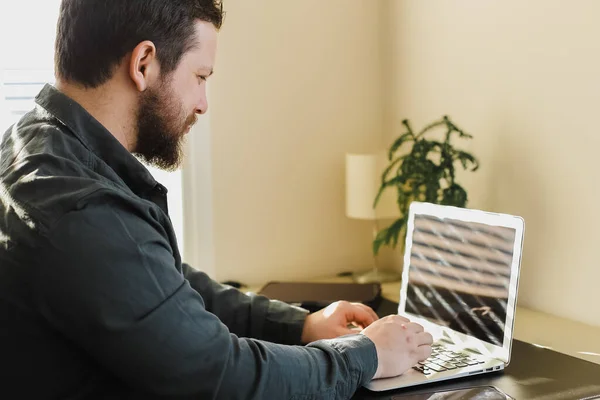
55, 0, 224, 88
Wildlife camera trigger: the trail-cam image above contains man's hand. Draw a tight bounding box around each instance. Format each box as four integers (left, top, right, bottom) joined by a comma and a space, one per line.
361, 315, 433, 380
301, 301, 379, 343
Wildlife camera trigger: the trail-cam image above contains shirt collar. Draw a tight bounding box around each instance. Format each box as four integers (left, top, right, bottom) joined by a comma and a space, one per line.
35, 84, 160, 195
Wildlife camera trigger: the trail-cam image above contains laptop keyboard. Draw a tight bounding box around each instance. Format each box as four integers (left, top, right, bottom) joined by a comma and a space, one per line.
413, 344, 486, 375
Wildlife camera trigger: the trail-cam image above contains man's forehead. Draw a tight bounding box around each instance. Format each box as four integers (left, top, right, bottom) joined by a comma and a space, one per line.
192, 20, 218, 44
187, 22, 217, 62
184, 49, 214, 71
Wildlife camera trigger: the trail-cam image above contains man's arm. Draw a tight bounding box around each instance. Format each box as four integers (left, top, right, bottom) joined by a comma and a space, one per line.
35, 197, 377, 399
182, 264, 309, 345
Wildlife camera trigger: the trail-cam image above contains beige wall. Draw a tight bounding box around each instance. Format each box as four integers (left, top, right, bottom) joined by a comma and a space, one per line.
185, 0, 385, 285
382, 0, 600, 327
185, 0, 600, 328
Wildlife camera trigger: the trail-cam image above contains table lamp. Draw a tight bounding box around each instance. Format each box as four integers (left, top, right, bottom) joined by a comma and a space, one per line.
345, 153, 403, 283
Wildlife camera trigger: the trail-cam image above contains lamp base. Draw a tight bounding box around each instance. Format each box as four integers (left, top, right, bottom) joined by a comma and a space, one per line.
353, 268, 402, 284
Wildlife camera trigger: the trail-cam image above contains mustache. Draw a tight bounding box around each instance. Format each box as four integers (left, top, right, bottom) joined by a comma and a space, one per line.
186, 114, 198, 127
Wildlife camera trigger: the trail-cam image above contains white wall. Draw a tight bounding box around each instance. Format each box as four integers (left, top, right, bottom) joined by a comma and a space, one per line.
382, 0, 600, 327
185, 0, 385, 285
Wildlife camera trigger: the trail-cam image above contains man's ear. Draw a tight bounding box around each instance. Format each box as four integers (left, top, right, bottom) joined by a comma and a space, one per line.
129, 41, 159, 92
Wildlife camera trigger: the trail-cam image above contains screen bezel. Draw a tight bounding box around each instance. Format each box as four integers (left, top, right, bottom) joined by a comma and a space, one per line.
397, 202, 525, 364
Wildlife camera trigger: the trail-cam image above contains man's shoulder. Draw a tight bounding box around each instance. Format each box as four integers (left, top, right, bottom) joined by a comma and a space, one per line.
0, 111, 134, 232
1, 172, 130, 236
1, 106, 90, 171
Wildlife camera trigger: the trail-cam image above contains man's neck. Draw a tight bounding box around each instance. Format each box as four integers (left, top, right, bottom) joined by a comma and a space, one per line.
55, 79, 137, 151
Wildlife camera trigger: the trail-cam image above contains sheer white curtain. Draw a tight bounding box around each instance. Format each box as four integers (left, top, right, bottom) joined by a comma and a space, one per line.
0, 1, 185, 255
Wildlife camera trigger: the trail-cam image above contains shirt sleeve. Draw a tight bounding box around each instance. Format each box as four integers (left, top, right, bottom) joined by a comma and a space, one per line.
35, 197, 378, 399
182, 264, 309, 345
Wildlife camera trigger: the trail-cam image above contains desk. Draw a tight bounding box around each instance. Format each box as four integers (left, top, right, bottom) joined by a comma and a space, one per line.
250, 275, 600, 366
248, 276, 600, 399
352, 338, 600, 399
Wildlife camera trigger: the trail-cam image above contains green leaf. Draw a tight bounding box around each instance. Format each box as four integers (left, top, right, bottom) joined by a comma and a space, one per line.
388, 217, 406, 249
388, 133, 413, 161
400, 157, 418, 176
441, 184, 468, 207
381, 155, 406, 183
425, 140, 445, 152
455, 150, 480, 171
444, 116, 473, 139
373, 217, 406, 255
395, 188, 407, 211
401, 119, 416, 137
424, 179, 441, 202
411, 140, 436, 159
373, 175, 405, 207
416, 118, 446, 139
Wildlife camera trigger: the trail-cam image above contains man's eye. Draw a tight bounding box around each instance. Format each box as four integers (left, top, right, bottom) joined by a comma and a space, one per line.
197, 75, 207, 82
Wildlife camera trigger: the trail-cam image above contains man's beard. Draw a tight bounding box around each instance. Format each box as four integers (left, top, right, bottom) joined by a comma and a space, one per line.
133, 82, 196, 171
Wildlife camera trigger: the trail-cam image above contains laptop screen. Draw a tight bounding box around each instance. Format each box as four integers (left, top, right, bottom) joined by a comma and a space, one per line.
405, 213, 516, 347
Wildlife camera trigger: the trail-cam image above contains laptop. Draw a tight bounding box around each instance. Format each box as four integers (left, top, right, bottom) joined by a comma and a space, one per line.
365, 201, 525, 392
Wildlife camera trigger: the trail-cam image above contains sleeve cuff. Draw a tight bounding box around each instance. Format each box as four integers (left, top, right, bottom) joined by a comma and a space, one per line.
311, 334, 378, 387
261, 297, 309, 345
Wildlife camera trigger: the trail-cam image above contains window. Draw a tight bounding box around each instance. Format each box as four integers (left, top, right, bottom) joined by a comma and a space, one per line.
0, 70, 55, 127
0, 2, 184, 255
0, 0, 59, 130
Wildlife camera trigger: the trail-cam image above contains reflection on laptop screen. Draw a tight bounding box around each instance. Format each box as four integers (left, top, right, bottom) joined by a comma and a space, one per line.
405, 214, 516, 347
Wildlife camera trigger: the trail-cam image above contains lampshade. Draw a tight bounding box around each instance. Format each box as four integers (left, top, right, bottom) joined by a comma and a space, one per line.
345, 153, 400, 220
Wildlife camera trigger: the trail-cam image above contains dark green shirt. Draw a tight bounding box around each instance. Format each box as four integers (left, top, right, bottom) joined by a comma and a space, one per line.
0, 85, 377, 399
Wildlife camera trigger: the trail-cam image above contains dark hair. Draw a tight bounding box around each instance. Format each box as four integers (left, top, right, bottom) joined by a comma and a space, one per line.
55, 0, 224, 88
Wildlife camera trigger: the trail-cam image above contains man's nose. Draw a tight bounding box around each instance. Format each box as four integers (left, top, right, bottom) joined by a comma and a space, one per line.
196, 91, 208, 115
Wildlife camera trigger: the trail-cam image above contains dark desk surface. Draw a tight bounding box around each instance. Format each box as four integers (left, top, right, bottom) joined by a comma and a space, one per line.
353, 299, 600, 400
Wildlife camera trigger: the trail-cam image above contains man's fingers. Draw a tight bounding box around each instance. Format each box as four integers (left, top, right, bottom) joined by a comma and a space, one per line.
343, 303, 377, 327
352, 303, 379, 323
416, 331, 434, 346
338, 325, 363, 337
414, 343, 433, 362
403, 322, 425, 334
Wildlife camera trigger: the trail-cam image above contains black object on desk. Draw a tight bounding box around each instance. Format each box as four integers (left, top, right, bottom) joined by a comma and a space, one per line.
354, 299, 600, 400
258, 281, 382, 312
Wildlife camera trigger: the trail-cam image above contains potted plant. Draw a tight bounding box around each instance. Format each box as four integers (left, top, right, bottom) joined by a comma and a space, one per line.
372, 115, 479, 256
